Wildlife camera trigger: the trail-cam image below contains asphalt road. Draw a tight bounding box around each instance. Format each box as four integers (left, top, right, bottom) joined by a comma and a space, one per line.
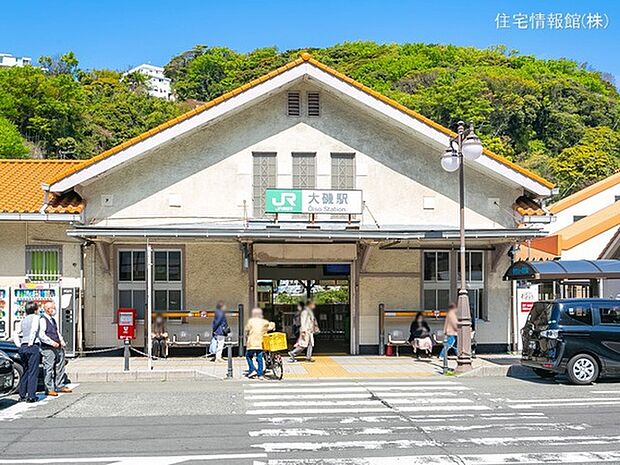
1, 372, 620, 464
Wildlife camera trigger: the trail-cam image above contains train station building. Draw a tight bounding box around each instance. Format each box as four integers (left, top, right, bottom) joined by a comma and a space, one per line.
0, 54, 554, 355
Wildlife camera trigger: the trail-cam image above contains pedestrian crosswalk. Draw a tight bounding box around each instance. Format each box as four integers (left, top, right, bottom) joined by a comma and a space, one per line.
243, 379, 487, 416
243, 379, 620, 464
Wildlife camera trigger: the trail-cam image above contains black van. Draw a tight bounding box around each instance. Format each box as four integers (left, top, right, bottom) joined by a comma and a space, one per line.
521, 299, 620, 384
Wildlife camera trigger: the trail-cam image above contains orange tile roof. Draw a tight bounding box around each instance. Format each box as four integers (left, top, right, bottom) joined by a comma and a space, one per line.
0, 160, 84, 214
525, 201, 620, 257
513, 195, 546, 216
46, 53, 554, 190
549, 171, 620, 214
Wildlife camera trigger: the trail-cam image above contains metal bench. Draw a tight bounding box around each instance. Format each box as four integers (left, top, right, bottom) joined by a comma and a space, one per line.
167, 330, 211, 348
387, 329, 409, 356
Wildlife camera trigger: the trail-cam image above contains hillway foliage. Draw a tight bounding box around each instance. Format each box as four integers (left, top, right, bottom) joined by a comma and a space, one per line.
0, 43, 618, 197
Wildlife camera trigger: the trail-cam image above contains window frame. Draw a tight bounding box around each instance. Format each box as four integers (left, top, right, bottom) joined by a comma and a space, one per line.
597, 305, 620, 326
422, 250, 451, 312
331, 152, 356, 190
286, 91, 301, 117
25, 245, 62, 283
306, 91, 320, 117
116, 247, 184, 321
252, 152, 277, 218
292, 152, 317, 189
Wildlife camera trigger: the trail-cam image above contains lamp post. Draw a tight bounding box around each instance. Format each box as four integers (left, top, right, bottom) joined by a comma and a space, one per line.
440, 121, 483, 373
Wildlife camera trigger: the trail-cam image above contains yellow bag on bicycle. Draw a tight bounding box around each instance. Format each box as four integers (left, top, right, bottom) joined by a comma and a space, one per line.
263, 332, 288, 352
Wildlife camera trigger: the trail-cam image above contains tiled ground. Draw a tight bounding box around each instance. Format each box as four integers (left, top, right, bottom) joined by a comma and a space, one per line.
64, 353, 496, 381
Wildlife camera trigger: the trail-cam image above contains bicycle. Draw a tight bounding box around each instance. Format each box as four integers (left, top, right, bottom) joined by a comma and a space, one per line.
262, 331, 287, 380
263, 350, 284, 380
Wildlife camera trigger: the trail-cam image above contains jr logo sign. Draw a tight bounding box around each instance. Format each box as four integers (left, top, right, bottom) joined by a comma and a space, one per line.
265, 189, 302, 213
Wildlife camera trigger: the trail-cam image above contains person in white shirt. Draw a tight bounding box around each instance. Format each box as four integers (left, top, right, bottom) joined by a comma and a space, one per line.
12, 301, 41, 402
38, 302, 72, 396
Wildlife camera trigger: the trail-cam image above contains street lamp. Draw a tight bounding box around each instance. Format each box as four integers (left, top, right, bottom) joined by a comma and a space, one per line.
440, 121, 483, 373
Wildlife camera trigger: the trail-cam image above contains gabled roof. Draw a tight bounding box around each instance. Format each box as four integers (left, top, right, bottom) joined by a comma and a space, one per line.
0, 160, 84, 215
523, 201, 620, 259
45, 53, 554, 195
549, 171, 620, 214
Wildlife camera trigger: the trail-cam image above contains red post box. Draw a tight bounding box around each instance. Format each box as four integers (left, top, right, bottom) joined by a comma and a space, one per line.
117, 308, 137, 340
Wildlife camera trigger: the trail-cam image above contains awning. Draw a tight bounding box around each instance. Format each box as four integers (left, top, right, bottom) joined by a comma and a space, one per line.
66, 224, 547, 242
504, 259, 620, 281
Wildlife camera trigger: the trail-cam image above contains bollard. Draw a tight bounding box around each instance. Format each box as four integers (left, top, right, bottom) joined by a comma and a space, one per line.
226, 342, 233, 379
123, 339, 130, 372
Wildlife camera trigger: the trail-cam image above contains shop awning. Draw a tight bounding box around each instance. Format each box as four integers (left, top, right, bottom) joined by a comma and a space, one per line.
504, 259, 620, 281
66, 224, 547, 242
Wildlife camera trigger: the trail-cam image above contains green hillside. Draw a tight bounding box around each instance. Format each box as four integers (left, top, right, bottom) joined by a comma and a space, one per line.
1, 43, 619, 197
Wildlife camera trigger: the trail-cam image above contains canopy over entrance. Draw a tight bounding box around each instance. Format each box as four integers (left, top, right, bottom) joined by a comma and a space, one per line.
504, 259, 620, 281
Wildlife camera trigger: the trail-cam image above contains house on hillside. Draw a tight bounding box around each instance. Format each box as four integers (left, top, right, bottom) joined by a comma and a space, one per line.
0, 54, 554, 354
124, 64, 174, 100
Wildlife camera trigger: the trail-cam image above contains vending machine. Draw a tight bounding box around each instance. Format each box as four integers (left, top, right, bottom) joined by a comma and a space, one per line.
11, 284, 60, 336
0, 287, 9, 340
60, 288, 79, 357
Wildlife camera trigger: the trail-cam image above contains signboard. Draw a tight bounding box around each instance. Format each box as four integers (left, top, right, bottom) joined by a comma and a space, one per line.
517, 288, 537, 313
265, 189, 363, 214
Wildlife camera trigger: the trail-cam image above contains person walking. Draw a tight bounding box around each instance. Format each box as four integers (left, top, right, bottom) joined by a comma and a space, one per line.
291, 301, 303, 341
439, 303, 459, 361
288, 300, 319, 363
244, 307, 275, 380
210, 301, 229, 362
408, 312, 433, 359
11, 301, 41, 403
38, 302, 72, 397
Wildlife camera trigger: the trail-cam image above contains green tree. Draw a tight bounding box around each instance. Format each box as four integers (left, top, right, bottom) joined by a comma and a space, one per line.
0, 116, 29, 158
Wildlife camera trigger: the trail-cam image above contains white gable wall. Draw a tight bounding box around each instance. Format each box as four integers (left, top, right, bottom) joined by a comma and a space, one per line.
549, 186, 620, 233
78, 82, 521, 229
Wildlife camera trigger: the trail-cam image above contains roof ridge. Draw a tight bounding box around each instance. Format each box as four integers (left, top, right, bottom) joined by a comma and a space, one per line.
44, 53, 554, 190
0, 159, 83, 163
554, 201, 620, 250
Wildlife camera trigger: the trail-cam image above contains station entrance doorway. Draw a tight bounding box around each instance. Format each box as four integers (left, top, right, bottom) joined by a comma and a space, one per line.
256, 263, 351, 354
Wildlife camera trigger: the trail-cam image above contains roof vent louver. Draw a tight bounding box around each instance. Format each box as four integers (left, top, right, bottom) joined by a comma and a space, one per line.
307, 91, 320, 117
287, 91, 301, 116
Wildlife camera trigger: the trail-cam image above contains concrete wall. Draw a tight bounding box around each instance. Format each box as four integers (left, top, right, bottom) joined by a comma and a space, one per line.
82, 241, 248, 348
358, 248, 512, 350
0, 221, 81, 288
359, 249, 421, 348
78, 81, 520, 230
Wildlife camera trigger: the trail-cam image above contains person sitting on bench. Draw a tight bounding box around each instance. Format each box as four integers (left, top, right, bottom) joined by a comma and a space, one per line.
408, 312, 432, 359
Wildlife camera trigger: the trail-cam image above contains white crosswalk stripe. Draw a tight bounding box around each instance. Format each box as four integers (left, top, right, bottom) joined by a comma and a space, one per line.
243, 379, 477, 416
505, 393, 620, 409
251, 451, 620, 464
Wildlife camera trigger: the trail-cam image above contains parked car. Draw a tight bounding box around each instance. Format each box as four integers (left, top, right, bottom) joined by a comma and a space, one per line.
521, 299, 620, 384
0, 349, 16, 396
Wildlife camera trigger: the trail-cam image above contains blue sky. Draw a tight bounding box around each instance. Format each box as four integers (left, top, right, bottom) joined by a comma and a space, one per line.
3, 0, 618, 81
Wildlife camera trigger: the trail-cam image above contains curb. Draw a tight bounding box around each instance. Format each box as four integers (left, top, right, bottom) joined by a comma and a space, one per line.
457, 363, 533, 378
66, 369, 230, 383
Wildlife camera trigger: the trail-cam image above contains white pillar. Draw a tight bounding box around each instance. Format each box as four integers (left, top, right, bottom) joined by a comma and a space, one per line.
146, 241, 153, 370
